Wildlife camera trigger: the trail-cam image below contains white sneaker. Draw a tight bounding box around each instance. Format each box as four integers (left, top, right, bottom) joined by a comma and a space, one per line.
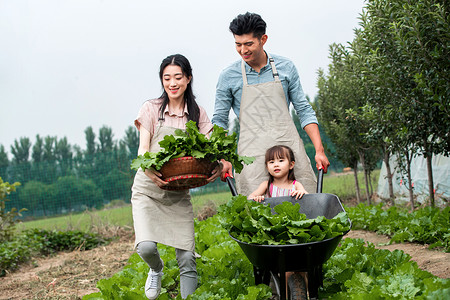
145, 260, 164, 299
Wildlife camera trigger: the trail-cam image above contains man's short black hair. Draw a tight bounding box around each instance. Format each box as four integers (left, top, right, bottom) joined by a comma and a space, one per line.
229, 12, 267, 39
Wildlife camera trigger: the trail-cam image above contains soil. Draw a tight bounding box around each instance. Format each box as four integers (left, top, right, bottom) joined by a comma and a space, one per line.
0, 232, 135, 300
0, 230, 448, 300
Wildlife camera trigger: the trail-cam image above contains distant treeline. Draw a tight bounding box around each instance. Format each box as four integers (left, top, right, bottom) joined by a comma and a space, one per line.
0, 125, 139, 218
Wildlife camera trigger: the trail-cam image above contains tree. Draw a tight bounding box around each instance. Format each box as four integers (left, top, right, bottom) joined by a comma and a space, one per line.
364, 0, 449, 207
82, 126, 97, 179
96, 126, 116, 183
0, 145, 8, 180
31, 135, 44, 181
317, 0, 448, 208
72, 145, 84, 176
98, 126, 114, 153
55, 137, 73, 177
85, 126, 96, 156
18, 180, 46, 214
54, 176, 102, 212
0, 177, 22, 242
317, 65, 362, 202
10, 137, 31, 184
123, 126, 139, 157
42, 136, 57, 184
388, 0, 448, 207
316, 42, 383, 204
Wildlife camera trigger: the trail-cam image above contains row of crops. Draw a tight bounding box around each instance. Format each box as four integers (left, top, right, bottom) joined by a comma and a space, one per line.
346, 204, 450, 252
82, 202, 450, 299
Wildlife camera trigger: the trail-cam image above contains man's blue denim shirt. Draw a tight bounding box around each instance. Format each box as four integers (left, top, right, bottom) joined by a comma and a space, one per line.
212, 53, 318, 130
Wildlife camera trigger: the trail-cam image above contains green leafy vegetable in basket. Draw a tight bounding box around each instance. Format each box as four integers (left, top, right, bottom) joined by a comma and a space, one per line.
218, 195, 351, 245
130, 120, 255, 173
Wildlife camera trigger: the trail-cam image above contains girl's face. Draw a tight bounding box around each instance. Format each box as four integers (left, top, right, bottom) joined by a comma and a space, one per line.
162, 65, 191, 102
266, 155, 295, 179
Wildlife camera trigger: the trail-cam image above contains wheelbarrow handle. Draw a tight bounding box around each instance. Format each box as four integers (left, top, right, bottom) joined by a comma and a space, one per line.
316, 168, 324, 194
225, 173, 238, 196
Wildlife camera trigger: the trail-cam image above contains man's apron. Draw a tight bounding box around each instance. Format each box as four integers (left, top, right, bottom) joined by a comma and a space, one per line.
235, 54, 317, 196
131, 120, 195, 252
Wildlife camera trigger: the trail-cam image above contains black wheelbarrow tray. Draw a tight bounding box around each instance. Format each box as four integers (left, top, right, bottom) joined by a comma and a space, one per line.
225, 170, 352, 300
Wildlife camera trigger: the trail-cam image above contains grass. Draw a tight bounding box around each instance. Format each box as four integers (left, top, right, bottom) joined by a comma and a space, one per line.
322, 169, 380, 201
16, 206, 133, 232
17, 170, 379, 231
192, 191, 232, 212
16, 192, 233, 232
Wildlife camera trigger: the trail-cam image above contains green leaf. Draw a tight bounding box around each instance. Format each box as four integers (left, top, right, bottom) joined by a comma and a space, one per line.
130, 121, 254, 173
273, 202, 301, 221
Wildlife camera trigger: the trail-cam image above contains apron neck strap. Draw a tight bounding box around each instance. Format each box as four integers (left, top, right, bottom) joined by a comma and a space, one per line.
241, 52, 280, 85
241, 60, 248, 85
158, 110, 165, 126
268, 54, 280, 80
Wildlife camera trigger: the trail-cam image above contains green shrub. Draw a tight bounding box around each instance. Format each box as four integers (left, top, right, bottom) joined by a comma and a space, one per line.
0, 228, 109, 276
23, 228, 109, 254
0, 177, 24, 242
18, 180, 49, 214
0, 238, 34, 275
54, 176, 103, 211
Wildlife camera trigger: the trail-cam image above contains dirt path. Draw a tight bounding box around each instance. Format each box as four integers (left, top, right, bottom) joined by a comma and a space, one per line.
0, 230, 448, 299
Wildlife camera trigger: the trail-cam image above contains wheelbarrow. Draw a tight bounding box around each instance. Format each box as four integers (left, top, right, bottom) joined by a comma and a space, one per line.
225, 169, 351, 300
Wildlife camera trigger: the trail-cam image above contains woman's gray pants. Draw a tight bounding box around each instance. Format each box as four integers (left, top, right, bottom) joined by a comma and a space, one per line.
136, 241, 197, 299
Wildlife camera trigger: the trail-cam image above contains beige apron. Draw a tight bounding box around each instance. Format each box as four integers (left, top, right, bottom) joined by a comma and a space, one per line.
131, 120, 195, 252
235, 54, 316, 196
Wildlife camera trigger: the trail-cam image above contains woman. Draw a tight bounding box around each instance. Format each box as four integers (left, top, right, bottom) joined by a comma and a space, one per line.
131, 54, 220, 299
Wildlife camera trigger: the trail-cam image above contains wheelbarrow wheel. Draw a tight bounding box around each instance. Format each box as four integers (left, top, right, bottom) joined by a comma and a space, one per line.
287, 273, 307, 300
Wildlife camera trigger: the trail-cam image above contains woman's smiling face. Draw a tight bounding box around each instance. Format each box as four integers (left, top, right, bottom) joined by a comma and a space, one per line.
162, 65, 191, 102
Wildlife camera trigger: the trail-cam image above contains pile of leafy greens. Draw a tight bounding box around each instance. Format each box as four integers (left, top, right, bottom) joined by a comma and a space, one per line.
130, 120, 254, 173
218, 195, 351, 245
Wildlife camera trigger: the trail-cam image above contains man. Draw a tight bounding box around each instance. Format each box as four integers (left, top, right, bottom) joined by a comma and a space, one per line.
212, 12, 329, 196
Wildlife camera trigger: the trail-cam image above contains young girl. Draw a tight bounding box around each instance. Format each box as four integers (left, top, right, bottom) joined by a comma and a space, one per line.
249, 145, 309, 295
249, 145, 308, 202
131, 54, 221, 300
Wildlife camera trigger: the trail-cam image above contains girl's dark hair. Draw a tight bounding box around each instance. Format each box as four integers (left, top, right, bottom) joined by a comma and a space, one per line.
265, 145, 296, 197
158, 54, 200, 126
229, 12, 266, 39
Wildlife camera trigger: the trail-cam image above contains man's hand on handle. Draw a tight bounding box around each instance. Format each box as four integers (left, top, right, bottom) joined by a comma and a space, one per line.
315, 150, 330, 173
304, 123, 330, 173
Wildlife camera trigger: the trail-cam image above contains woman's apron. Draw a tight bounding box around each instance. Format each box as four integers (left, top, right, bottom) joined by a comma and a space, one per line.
131, 120, 195, 252
235, 54, 317, 196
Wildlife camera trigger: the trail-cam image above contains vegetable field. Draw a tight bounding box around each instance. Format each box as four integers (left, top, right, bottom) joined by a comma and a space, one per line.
82, 204, 450, 299
346, 204, 450, 252
2, 171, 449, 299
1, 200, 449, 299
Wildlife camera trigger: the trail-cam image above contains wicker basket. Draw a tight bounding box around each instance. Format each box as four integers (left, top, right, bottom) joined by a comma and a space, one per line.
159, 156, 218, 190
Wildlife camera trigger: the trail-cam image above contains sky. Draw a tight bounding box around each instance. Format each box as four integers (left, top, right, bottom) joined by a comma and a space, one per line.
0, 0, 365, 154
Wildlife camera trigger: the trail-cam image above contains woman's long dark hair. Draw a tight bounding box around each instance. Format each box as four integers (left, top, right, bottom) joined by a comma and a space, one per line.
158, 54, 200, 126
265, 145, 296, 197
